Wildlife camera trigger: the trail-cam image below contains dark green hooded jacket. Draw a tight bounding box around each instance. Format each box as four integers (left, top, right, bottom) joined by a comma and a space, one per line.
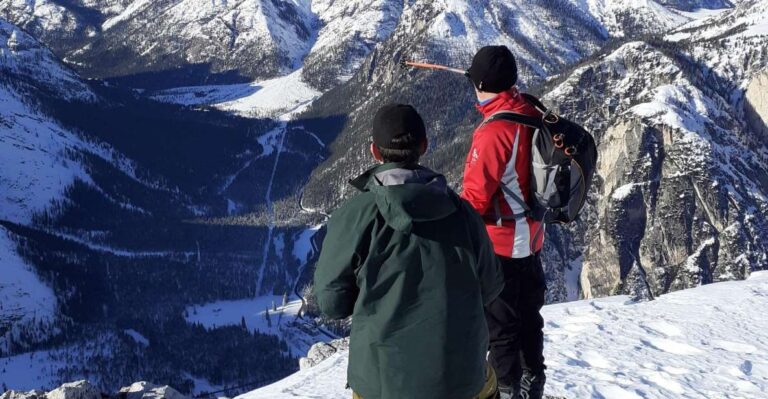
314, 163, 504, 399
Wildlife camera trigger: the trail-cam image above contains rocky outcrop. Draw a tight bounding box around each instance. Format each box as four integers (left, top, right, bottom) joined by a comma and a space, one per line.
117, 382, 187, 399
1, 381, 99, 399
299, 337, 350, 370
0, 381, 189, 399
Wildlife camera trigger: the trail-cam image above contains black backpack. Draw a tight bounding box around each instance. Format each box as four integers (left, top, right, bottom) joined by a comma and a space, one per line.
482, 94, 598, 224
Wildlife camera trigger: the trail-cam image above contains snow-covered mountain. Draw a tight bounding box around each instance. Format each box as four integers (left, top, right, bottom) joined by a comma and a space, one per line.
241, 272, 768, 399
0, 0, 403, 87
1, 15, 326, 393
297, 0, 768, 302
0, 0, 739, 87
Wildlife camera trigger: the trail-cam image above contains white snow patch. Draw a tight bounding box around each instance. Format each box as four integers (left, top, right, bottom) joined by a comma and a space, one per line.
612, 183, 638, 200
241, 272, 768, 399
152, 70, 320, 118
101, 0, 153, 31
185, 297, 300, 334
292, 226, 321, 264
0, 335, 119, 391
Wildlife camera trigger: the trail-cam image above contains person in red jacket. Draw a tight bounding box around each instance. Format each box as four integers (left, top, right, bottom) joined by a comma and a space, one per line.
461, 46, 547, 399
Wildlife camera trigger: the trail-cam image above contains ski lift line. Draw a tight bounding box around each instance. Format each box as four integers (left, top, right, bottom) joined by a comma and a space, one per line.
400, 60, 469, 76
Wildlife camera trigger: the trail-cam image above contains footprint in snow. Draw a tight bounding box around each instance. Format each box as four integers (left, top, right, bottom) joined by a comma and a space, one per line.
642, 371, 685, 394
710, 340, 758, 354
593, 384, 643, 399
580, 350, 613, 369
641, 337, 703, 355
562, 313, 602, 325
642, 320, 683, 337
661, 365, 690, 375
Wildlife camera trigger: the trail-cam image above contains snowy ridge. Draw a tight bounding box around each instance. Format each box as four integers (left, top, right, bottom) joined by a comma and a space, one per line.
240, 273, 768, 399
668, 0, 768, 41
567, 0, 693, 36
0, 18, 93, 101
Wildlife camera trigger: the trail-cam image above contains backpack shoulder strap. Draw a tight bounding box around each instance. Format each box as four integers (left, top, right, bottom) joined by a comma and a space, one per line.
521, 93, 548, 113
480, 111, 542, 130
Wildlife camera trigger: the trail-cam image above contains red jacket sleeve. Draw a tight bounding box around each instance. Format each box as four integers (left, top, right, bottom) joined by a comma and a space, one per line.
461, 122, 516, 215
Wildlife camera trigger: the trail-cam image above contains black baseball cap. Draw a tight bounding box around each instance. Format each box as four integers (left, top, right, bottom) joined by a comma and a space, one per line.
372, 104, 426, 149
467, 45, 518, 93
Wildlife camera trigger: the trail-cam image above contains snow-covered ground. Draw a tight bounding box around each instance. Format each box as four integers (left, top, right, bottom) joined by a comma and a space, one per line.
240, 272, 768, 399
0, 334, 119, 391
151, 70, 320, 118
184, 296, 330, 356
185, 296, 302, 333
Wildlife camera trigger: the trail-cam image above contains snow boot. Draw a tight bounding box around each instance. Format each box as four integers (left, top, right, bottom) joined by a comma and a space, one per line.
519, 370, 546, 399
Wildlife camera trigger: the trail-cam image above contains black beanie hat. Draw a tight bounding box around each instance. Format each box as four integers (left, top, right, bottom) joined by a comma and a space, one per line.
372, 104, 426, 149
467, 45, 518, 93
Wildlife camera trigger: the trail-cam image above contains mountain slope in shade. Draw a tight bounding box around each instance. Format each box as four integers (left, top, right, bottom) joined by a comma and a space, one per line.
0, 226, 58, 355
240, 272, 768, 399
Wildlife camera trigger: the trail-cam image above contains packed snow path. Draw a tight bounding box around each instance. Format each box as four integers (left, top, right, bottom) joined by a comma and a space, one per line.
239, 272, 768, 399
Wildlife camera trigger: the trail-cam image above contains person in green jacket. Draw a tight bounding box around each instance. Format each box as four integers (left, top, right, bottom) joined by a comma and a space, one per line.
314, 103, 505, 399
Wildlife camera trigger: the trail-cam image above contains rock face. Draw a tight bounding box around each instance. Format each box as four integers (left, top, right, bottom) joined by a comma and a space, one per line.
299, 337, 350, 370
746, 70, 768, 144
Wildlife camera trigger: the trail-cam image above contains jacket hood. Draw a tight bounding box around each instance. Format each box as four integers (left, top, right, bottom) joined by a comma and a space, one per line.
349, 163, 457, 233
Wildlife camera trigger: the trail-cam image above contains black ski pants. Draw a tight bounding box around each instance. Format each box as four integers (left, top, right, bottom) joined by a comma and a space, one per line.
484, 253, 546, 387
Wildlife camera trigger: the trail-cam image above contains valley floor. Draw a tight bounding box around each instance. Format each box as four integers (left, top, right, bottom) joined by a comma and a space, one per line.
239, 272, 768, 399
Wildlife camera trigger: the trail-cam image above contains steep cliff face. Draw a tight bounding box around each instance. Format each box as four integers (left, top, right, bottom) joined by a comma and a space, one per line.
547, 18, 768, 298
746, 70, 768, 143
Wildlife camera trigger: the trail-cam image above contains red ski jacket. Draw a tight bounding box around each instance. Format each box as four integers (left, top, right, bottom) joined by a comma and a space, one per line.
461, 87, 545, 259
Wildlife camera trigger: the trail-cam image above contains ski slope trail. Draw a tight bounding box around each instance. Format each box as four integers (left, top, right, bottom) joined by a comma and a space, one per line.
254, 100, 319, 295
239, 272, 768, 399
254, 120, 289, 295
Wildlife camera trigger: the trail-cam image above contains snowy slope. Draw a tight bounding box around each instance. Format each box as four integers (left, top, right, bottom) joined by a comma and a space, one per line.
240, 272, 768, 399
0, 226, 57, 354
0, 19, 95, 224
